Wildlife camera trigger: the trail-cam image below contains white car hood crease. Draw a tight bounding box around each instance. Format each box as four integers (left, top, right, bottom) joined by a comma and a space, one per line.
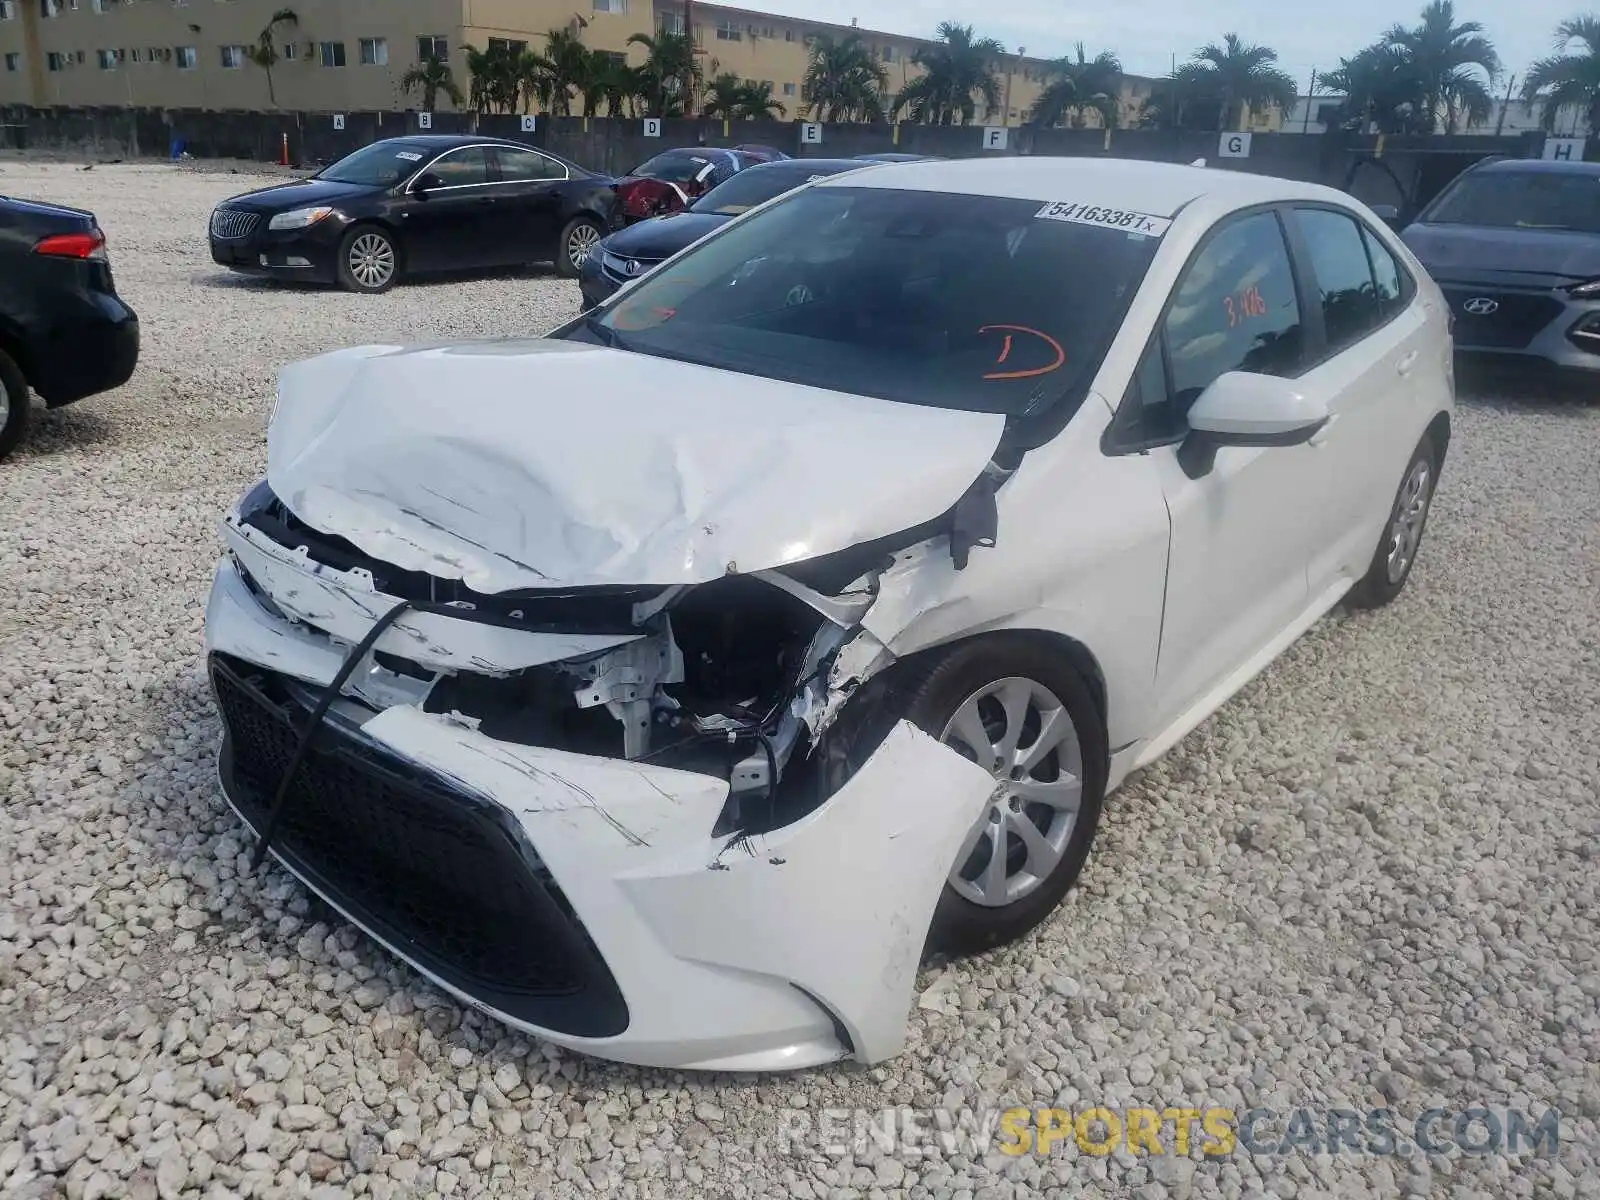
268, 340, 1008, 592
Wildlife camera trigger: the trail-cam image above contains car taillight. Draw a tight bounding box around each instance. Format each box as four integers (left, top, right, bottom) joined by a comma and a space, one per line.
33, 230, 108, 261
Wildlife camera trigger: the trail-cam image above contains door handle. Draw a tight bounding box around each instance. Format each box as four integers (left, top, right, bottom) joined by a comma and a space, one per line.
1396, 350, 1418, 376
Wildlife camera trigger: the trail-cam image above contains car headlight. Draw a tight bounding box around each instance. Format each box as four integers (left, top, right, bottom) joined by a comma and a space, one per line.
1568, 278, 1600, 298
268, 206, 335, 231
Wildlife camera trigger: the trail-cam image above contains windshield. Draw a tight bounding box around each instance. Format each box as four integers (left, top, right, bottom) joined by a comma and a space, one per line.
691, 168, 844, 215
582, 186, 1161, 418
630, 150, 722, 186
317, 141, 429, 187
1424, 170, 1600, 234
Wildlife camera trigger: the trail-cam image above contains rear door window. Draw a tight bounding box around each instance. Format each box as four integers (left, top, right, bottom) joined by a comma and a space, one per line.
1295, 208, 1384, 354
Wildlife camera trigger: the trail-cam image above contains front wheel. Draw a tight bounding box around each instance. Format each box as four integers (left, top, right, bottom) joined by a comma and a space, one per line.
830, 634, 1108, 958
336, 224, 400, 294
0, 348, 30, 463
1347, 433, 1438, 609
556, 215, 604, 279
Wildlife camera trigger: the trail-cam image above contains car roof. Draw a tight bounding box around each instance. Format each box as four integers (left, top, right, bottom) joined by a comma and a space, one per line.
820, 156, 1347, 216
1473, 157, 1600, 177
747, 158, 865, 173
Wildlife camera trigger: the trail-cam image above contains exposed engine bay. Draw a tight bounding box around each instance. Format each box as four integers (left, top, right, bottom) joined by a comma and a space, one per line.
226, 478, 981, 838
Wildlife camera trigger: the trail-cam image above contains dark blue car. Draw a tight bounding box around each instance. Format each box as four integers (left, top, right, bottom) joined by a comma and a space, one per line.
579, 158, 867, 309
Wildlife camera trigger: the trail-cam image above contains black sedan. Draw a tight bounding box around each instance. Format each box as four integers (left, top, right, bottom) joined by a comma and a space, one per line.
579, 157, 866, 309
0, 195, 139, 461
208, 136, 620, 293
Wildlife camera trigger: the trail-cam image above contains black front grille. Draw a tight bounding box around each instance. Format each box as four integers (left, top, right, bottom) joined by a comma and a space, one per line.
210, 653, 629, 1037
1442, 288, 1564, 350
210, 208, 262, 240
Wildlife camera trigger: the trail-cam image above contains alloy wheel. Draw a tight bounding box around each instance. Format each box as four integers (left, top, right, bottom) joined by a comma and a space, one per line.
0, 375, 9, 432
1386, 459, 1433, 583
567, 223, 601, 269
938, 677, 1085, 908
348, 233, 396, 290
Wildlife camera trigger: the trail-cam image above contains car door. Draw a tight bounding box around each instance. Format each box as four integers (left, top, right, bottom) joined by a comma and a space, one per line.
399, 146, 496, 273
1284, 206, 1434, 591
1116, 209, 1320, 737
490, 146, 571, 264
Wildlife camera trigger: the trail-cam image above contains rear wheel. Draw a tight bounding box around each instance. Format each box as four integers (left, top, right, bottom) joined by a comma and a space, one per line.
0, 348, 30, 463
557, 215, 604, 278
1347, 433, 1438, 609
336, 224, 400, 294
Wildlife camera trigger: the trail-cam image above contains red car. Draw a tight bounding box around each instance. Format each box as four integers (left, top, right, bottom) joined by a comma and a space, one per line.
613, 146, 785, 223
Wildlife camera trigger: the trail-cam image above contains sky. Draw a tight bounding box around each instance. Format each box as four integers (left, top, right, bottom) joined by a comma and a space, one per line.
719, 0, 1577, 95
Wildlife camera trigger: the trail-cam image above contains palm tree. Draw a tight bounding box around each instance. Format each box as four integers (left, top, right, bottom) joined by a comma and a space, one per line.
528, 28, 592, 116
463, 42, 521, 114
1320, 43, 1428, 133
244, 7, 297, 107
701, 71, 746, 118
803, 32, 888, 122
894, 23, 1004, 125
581, 54, 642, 118
736, 80, 785, 119
401, 55, 465, 113
627, 31, 701, 117
1383, 0, 1500, 132
1522, 15, 1600, 133
1184, 34, 1299, 131
1029, 43, 1122, 127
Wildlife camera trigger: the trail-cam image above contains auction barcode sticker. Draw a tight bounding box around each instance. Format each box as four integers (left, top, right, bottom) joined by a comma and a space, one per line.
1036, 200, 1172, 237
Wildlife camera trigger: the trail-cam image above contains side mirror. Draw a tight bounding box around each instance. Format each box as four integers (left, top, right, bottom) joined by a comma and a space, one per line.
413, 171, 444, 197
1177, 372, 1330, 479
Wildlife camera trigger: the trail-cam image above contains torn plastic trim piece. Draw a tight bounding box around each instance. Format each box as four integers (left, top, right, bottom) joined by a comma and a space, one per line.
948, 459, 1014, 570
753, 569, 876, 627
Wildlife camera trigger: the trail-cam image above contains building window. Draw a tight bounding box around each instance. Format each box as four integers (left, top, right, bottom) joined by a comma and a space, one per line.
0, 1, 13, 17
96, 48, 118, 68
46, 50, 66, 70
592, 0, 626, 11
658, 12, 683, 35
782, 81, 795, 96
220, 44, 246, 68
39, 0, 59, 17
175, 45, 197, 69
281, 40, 297, 60
319, 40, 345, 68
715, 19, 739, 40
599, 49, 625, 66
416, 35, 447, 62
487, 37, 526, 56
4, 53, 20, 71
784, 29, 794, 42
359, 37, 387, 66
882, 45, 896, 63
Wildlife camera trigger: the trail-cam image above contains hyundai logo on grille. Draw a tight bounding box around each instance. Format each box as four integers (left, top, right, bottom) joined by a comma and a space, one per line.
1462, 297, 1500, 316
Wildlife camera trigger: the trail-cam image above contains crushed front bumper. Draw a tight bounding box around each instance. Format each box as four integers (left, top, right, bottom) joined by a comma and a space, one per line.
204, 547, 994, 1071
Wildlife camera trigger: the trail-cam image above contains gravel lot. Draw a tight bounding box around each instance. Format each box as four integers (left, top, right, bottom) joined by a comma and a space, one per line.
1, 158, 1598, 1200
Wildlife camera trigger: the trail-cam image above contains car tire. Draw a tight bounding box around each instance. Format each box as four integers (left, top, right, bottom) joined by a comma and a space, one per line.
336, 224, 401, 294
1347, 432, 1439, 610
0, 347, 30, 464
826, 633, 1107, 958
556, 215, 604, 279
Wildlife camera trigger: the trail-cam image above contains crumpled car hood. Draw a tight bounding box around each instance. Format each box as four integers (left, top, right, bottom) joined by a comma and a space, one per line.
267, 339, 1006, 592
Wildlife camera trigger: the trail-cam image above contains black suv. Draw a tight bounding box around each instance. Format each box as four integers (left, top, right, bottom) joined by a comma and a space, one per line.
0, 195, 140, 461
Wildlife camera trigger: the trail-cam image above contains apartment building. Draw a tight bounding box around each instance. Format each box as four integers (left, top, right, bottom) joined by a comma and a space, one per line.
0, 0, 1153, 128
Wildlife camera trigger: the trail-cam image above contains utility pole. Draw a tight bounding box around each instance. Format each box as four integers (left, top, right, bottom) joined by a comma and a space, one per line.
1303, 67, 1316, 133
1494, 74, 1514, 135
682, 0, 695, 112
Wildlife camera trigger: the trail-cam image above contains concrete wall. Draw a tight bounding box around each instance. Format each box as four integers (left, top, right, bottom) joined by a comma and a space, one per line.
0, 106, 1558, 216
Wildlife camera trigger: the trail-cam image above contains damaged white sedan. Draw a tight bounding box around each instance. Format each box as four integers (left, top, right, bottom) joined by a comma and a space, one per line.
205, 158, 1454, 1071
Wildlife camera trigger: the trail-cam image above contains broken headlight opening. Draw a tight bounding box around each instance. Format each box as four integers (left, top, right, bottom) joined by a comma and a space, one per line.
234, 485, 938, 860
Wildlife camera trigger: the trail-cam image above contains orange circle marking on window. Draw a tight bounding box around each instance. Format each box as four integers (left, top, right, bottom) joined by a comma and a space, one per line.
978, 324, 1066, 380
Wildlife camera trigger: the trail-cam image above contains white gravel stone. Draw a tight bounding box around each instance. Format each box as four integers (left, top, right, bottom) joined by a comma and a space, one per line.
0, 156, 1597, 1200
